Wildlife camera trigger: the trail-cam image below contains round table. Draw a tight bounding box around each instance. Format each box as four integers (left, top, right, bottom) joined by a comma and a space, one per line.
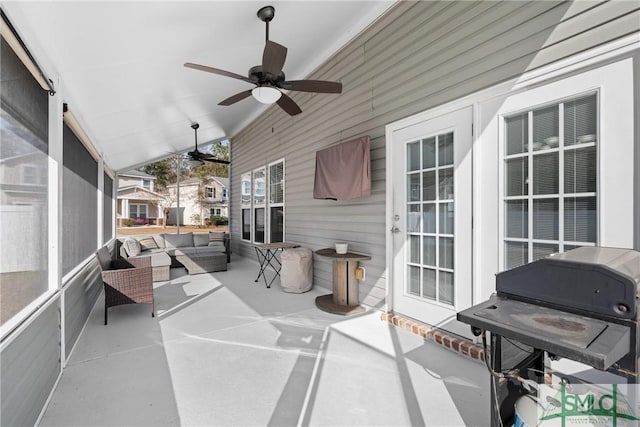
314, 248, 370, 315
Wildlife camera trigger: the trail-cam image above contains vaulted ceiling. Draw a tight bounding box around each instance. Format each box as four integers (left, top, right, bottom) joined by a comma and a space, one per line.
3, 1, 393, 171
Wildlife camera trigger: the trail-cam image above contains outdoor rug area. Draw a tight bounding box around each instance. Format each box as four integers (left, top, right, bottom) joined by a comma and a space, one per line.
39, 256, 489, 426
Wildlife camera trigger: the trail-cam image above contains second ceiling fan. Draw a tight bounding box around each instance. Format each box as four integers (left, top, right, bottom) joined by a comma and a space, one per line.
185, 5, 342, 116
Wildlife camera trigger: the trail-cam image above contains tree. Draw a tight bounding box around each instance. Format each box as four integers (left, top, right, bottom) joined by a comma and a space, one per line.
143, 157, 175, 191
192, 141, 229, 180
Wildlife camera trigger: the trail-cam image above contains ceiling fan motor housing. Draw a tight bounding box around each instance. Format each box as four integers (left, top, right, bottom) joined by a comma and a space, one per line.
248, 65, 285, 85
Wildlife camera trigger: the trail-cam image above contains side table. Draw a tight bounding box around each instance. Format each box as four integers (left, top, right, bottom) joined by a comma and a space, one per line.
314, 248, 371, 315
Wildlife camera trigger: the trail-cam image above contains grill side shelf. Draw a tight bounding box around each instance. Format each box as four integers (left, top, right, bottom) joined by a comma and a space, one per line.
457, 296, 630, 371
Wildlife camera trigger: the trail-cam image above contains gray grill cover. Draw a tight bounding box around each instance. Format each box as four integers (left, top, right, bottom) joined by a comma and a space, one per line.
281, 248, 313, 293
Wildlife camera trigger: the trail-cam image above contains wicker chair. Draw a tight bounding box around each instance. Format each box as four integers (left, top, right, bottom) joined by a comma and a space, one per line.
96, 247, 155, 325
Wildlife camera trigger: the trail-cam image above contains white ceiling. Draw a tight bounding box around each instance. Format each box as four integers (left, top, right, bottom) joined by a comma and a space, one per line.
3, 1, 394, 172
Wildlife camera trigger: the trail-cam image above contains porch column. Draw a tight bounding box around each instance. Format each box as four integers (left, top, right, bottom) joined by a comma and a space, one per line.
123, 199, 129, 218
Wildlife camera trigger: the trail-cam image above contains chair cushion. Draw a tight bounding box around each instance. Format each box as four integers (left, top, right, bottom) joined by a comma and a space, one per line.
123, 238, 141, 256
193, 233, 210, 247
138, 236, 159, 251
162, 232, 194, 249
133, 251, 170, 268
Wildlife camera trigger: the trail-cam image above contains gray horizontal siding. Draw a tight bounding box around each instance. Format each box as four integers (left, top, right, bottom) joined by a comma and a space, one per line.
1, 299, 61, 427
231, 0, 639, 307
63, 253, 103, 358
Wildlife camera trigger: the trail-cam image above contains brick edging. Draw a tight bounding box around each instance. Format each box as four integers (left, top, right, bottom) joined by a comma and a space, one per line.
381, 312, 486, 364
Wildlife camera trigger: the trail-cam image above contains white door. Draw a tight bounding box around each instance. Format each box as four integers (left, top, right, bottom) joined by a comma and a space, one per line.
390, 106, 473, 334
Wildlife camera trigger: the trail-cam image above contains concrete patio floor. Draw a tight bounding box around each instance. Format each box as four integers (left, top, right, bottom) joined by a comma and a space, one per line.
39, 255, 490, 426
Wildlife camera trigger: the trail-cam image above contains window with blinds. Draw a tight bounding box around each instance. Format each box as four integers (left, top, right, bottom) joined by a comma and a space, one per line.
253, 167, 266, 243
269, 160, 284, 243
503, 93, 598, 270
241, 172, 251, 241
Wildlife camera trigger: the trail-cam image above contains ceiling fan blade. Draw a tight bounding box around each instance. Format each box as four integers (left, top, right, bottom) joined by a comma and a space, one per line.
276, 93, 302, 116
202, 158, 231, 165
281, 80, 342, 94
184, 63, 254, 84
262, 40, 287, 79
218, 90, 253, 106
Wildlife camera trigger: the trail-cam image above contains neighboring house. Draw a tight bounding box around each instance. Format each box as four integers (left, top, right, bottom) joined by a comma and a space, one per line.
0, 150, 48, 274
165, 176, 229, 226
116, 170, 166, 226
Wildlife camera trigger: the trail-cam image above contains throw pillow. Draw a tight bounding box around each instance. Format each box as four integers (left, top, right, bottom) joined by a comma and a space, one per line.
208, 232, 226, 247
124, 238, 141, 257
193, 233, 210, 247
138, 236, 159, 251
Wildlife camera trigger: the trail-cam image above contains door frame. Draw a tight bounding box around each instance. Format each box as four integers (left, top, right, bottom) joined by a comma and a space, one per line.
385, 99, 477, 319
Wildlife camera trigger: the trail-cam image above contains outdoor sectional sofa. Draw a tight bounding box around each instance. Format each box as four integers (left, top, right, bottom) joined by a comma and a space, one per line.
120, 232, 230, 281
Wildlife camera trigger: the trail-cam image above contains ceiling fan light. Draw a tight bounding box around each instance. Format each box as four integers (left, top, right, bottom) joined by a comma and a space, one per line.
252, 86, 282, 104
188, 158, 204, 167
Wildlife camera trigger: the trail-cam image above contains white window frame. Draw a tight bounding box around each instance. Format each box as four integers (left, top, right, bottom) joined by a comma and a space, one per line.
501, 92, 599, 269
129, 203, 148, 219
205, 186, 214, 198
493, 59, 635, 274
240, 171, 252, 242
253, 166, 267, 244
268, 158, 285, 243
142, 178, 151, 190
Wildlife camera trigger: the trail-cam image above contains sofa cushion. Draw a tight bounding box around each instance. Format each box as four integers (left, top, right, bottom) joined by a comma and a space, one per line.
193, 233, 210, 247
138, 236, 159, 251
165, 247, 198, 257
123, 238, 141, 256
163, 232, 194, 249
208, 232, 227, 247
196, 246, 226, 255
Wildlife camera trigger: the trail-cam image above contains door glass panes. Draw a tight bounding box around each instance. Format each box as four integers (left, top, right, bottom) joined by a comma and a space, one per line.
408, 173, 420, 202
422, 171, 436, 200
504, 93, 598, 270
405, 132, 455, 306
423, 203, 436, 233
422, 137, 436, 169
407, 204, 420, 232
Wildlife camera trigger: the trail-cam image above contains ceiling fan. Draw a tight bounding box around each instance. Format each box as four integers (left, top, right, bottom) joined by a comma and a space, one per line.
184, 5, 342, 116
186, 123, 230, 165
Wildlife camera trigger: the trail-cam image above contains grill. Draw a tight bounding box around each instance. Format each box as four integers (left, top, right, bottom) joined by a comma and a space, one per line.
457, 246, 640, 425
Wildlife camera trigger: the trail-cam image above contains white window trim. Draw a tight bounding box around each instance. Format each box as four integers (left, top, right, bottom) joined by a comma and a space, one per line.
268, 158, 285, 243
252, 166, 267, 244
240, 171, 252, 242
129, 203, 149, 218
500, 91, 599, 269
